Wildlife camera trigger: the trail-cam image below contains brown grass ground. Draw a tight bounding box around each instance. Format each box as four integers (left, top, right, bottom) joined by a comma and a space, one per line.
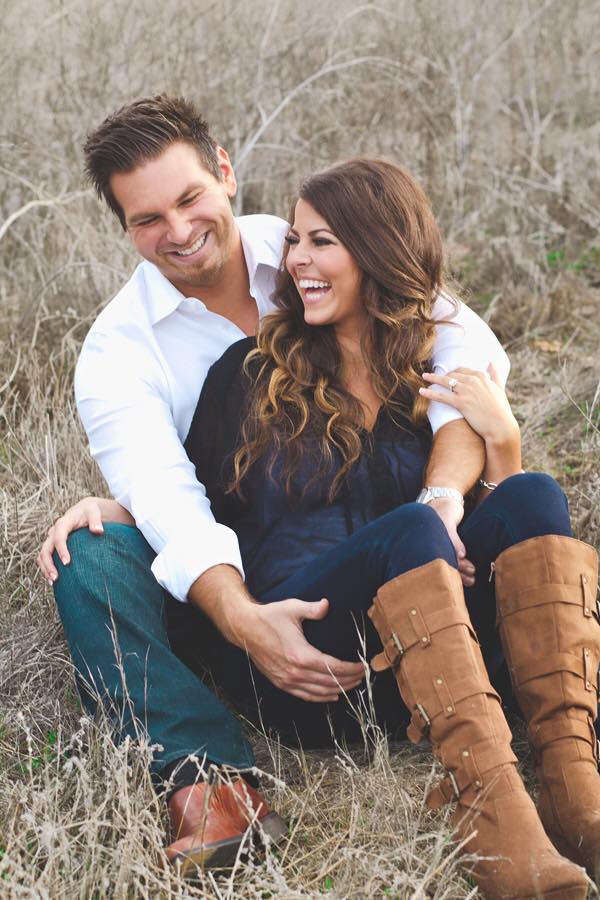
1, 0, 599, 896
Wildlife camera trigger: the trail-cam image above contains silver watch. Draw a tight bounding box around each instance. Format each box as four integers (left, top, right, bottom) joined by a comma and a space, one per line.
416, 486, 464, 505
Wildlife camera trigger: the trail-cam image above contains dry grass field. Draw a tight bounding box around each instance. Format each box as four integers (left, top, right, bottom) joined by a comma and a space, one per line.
1, 0, 599, 896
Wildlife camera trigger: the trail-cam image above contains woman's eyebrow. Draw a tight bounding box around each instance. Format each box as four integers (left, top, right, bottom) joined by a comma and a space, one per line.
287, 227, 335, 237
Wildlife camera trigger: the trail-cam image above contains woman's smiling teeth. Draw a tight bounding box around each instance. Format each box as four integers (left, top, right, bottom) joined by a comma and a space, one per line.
299, 278, 331, 302
173, 232, 208, 256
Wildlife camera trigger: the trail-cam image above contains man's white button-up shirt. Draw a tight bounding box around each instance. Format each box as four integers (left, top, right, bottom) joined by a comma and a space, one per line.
75, 213, 509, 602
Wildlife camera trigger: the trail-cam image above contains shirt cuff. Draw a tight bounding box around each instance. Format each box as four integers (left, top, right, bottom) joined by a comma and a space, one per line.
151, 522, 245, 603
426, 399, 463, 434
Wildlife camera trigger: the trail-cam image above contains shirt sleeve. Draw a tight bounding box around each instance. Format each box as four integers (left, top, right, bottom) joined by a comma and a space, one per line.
75, 330, 244, 602
427, 294, 511, 434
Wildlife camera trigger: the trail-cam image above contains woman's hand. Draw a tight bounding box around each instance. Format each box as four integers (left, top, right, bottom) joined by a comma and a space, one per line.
237, 597, 365, 703
38, 497, 134, 584
419, 364, 520, 445
420, 363, 522, 497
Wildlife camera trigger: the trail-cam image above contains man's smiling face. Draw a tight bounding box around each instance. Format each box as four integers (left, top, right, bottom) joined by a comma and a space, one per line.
111, 141, 238, 293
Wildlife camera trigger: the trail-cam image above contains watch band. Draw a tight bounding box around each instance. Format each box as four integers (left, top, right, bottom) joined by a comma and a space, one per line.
416, 486, 464, 505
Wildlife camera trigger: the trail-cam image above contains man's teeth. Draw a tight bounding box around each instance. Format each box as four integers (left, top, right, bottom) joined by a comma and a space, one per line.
174, 233, 207, 256
299, 279, 330, 289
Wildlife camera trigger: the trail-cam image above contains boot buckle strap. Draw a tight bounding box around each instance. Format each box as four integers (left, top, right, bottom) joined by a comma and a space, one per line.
529, 715, 598, 752
415, 702, 431, 728
426, 770, 461, 809
583, 646, 595, 692
406, 605, 431, 649
374, 604, 476, 664
383, 631, 405, 672
412, 678, 500, 732
391, 632, 404, 656
447, 770, 460, 799
581, 572, 598, 621
370, 631, 404, 673
511, 650, 590, 689
427, 739, 517, 810
407, 703, 432, 743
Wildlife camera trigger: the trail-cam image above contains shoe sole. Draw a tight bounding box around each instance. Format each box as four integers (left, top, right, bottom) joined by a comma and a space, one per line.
257, 811, 288, 845
171, 834, 244, 876
172, 812, 288, 878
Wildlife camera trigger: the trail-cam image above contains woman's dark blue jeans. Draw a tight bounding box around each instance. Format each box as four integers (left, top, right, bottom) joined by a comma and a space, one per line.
169, 472, 573, 748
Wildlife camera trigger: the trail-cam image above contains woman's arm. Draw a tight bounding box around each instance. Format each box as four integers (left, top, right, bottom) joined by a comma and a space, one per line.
419, 363, 522, 501
38, 497, 134, 583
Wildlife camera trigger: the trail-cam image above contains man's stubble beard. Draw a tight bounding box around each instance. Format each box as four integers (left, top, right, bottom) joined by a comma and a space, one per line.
163, 220, 237, 292
167, 255, 227, 290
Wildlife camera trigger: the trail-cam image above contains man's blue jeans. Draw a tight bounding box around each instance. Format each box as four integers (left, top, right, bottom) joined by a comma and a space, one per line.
54, 473, 572, 772
53, 523, 255, 777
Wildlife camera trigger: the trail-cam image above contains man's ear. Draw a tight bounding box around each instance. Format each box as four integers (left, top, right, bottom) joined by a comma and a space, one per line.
216, 146, 237, 198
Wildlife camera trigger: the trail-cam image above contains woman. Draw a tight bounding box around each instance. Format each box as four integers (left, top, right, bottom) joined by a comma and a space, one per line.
180, 158, 598, 898
44, 159, 598, 898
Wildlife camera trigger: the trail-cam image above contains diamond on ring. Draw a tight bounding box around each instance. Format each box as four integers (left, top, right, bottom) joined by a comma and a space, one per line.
448, 377, 458, 393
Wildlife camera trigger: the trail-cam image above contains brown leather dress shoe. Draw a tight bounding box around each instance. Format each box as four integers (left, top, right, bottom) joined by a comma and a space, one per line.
166, 778, 287, 875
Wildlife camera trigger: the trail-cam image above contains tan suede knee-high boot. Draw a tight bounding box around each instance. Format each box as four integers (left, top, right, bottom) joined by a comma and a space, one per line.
495, 534, 600, 881
368, 558, 588, 899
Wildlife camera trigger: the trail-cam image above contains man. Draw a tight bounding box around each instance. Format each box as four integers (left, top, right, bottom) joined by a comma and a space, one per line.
38, 94, 508, 872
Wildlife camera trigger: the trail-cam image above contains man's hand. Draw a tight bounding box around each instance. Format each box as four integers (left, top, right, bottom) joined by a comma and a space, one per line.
427, 496, 475, 588
237, 598, 365, 703
38, 497, 134, 584
189, 566, 364, 702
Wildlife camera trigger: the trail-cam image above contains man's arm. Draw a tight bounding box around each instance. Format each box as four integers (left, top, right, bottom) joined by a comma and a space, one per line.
425, 293, 509, 583
75, 331, 245, 602
188, 564, 364, 703
427, 293, 510, 434
425, 416, 485, 495
420, 364, 522, 506
422, 418, 485, 585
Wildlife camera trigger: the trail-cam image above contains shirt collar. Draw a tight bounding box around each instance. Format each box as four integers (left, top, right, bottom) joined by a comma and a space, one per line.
142, 262, 188, 326
237, 215, 283, 283
141, 215, 284, 327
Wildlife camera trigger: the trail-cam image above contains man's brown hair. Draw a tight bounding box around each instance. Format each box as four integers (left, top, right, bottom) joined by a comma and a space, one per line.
83, 94, 222, 229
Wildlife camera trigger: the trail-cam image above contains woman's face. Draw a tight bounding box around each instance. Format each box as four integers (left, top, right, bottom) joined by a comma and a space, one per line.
285, 199, 364, 335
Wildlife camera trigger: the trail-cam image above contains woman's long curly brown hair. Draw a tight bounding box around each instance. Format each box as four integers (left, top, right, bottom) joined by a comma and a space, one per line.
230, 157, 454, 500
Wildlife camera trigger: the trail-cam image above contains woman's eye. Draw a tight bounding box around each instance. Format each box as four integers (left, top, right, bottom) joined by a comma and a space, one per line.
284, 235, 299, 245
314, 238, 332, 246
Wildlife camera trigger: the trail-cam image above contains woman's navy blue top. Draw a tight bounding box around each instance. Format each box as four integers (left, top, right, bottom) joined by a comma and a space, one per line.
184, 337, 432, 598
